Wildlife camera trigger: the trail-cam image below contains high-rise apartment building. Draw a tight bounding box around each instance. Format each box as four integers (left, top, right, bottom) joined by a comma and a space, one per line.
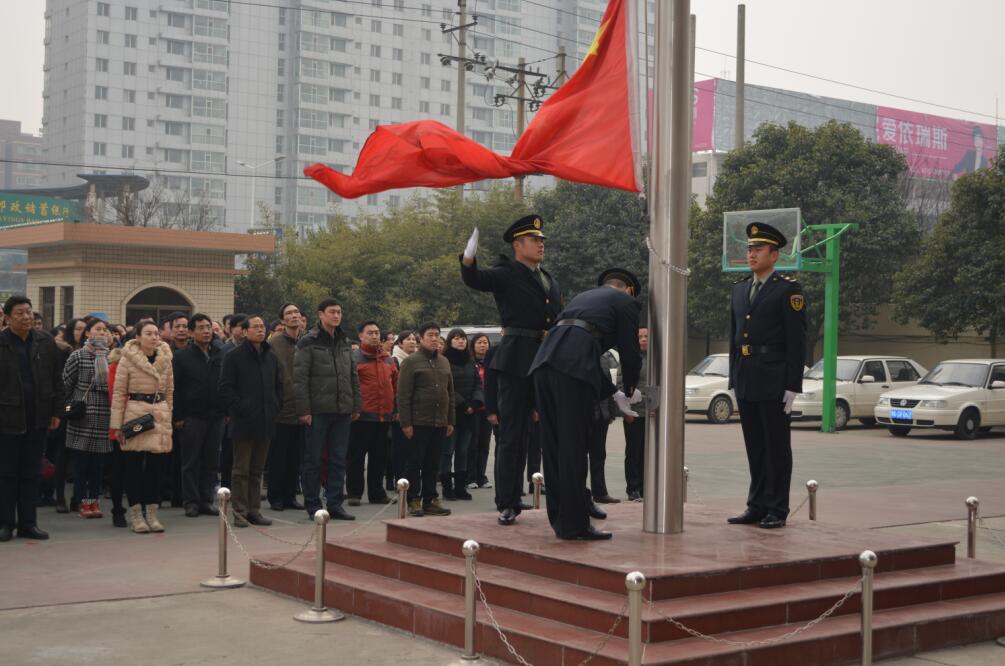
41, 0, 578, 232
0, 120, 45, 190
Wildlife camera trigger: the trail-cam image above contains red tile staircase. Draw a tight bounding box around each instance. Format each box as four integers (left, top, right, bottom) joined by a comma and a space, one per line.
250, 504, 1005, 665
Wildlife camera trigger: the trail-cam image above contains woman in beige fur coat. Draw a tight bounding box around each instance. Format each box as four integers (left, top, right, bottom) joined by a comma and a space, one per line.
109, 321, 174, 533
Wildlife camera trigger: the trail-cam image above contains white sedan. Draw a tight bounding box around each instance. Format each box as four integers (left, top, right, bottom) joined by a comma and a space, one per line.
792, 356, 927, 429
875, 359, 1005, 439
684, 354, 735, 424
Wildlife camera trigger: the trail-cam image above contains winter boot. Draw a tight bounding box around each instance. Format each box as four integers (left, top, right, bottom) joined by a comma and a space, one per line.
130, 505, 150, 533
89, 499, 103, 519
440, 474, 456, 501
453, 473, 472, 500
145, 504, 164, 532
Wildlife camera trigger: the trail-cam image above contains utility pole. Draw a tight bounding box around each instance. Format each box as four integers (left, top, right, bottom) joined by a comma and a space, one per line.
514, 56, 526, 200
735, 3, 745, 149
456, 0, 468, 198
555, 46, 568, 86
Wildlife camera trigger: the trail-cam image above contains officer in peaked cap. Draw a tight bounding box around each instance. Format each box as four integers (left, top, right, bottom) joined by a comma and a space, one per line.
727, 222, 807, 529
528, 268, 643, 540
459, 214, 561, 526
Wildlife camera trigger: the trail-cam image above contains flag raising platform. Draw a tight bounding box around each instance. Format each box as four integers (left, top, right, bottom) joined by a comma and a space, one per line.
250, 504, 1005, 665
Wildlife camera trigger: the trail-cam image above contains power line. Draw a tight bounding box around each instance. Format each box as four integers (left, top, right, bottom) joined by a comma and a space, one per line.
0, 158, 314, 181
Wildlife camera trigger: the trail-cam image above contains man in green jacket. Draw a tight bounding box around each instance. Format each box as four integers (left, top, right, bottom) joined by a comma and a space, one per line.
294, 298, 361, 521
266, 302, 306, 512
397, 321, 454, 517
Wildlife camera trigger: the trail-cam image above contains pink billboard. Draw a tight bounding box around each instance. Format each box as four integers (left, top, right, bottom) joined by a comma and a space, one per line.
646, 79, 718, 153
876, 106, 997, 180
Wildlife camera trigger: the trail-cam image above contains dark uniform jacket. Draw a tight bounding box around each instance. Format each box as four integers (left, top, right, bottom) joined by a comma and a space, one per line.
530, 286, 642, 400
172, 339, 226, 422
0, 328, 63, 435
218, 340, 283, 441
460, 254, 562, 377
728, 273, 807, 401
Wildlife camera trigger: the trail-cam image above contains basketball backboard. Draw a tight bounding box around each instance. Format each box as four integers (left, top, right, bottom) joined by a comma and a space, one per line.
722, 208, 802, 273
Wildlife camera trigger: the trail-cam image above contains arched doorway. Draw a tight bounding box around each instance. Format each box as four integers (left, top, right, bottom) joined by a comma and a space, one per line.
125, 286, 192, 325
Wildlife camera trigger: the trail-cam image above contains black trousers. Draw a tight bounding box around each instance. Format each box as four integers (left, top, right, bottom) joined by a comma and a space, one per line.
389, 423, 409, 484
0, 426, 46, 530
161, 431, 183, 504
347, 420, 390, 501
623, 416, 646, 496
470, 412, 493, 485
737, 398, 792, 517
525, 419, 541, 486
219, 432, 233, 490
268, 423, 305, 506
494, 372, 534, 511
123, 451, 162, 507
533, 366, 593, 539
588, 418, 610, 498
106, 440, 126, 515
45, 423, 69, 502
406, 425, 446, 503
180, 416, 224, 509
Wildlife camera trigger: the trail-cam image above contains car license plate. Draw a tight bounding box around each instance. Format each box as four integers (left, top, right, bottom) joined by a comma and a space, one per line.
890, 408, 913, 421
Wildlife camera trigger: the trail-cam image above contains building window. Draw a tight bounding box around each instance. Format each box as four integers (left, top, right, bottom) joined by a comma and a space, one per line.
94, 113, 107, 128
391, 97, 402, 110
167, 13, 186, 28
93, 142, 107, 156
166, 40, 187, 55
369, 94, 380, 106
40, 288, 55, 329
392, 72, 403, 85
422, 28, 432, 40
420, 53, 431, 65
691, 161, 708, 177
420, 76, 430, 89
121, 145, 134, 158
393, 23, 404, 36
371, 20, 381, 32
94, 86, 108, 100
370, 45, 381, 57
60, 287, 74, 325
419, 101, 430, 113
96, 58, 109, 72
123, 61, 136, 75
440, 104, 451, 115
276, 109, 284, 127
124, 89, 136, 103
366, 194, 379, 206
96, 2, 110, 17
124, 34, 137, 48
277, 58, 285, 76
441, 80, 451, 92
121, 117, 135, 131
97, 30, 109, 44
393, 48, 403, 61
369, 69, 380, 82
125, 6, 138, 20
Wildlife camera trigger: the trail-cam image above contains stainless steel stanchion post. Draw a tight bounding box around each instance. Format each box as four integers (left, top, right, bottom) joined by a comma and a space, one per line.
532, 472, 543, 510
807, 479, 818, 521
966, 496, 979, 559
397, 478, 409, 519
201, 487, 245, 589
294, 510, 344, 623
626, 571, 646, 666
682, 466, 689, 503
859, 550, 877, 666
461, 540, 480, 660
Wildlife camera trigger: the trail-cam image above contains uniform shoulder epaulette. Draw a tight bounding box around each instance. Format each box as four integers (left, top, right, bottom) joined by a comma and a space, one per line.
733, 275, 752, 284
782, 274, 799, 284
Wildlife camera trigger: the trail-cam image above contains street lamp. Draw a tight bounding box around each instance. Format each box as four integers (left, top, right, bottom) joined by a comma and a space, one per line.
236, 155, 285, 229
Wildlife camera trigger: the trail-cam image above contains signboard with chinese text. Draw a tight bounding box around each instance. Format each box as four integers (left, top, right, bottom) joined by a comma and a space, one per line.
692, 79, 717, 151
0, 193, 80, 228
875, 107, 998, 180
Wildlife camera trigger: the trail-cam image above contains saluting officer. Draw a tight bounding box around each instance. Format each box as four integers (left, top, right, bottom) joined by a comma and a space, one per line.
727, 223, 807, 529
530, 269, 642, 540
460, 215, 562, 526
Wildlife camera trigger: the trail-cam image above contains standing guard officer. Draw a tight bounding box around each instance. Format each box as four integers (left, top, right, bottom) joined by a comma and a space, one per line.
727, 223, 807, 529
460, 215, 562, 526
530, 269, 642, 540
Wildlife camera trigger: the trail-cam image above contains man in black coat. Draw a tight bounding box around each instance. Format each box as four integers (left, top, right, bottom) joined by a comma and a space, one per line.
529, 269, 642, 540
172, 313, 226, 518
460, 214, 562, 526
727, 223, 807, 529
0, 296, 63, 541
219, 315, 283, 527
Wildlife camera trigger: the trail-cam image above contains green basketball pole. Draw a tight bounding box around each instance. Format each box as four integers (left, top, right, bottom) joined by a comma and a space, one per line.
799, 223, 857, 433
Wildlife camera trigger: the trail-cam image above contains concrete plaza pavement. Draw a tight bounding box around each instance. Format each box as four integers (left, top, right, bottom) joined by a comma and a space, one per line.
2, 417, 1004, 665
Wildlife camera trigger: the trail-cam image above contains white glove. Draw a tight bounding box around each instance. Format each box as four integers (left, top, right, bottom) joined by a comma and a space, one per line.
463, 226, 480, 260
628, 389, 643, 404
614, 391, 639, 418
783, 390, 796, 414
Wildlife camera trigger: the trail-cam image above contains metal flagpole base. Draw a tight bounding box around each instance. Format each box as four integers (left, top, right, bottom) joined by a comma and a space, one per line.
294, 607, 345, 623
201, 575, 245, 589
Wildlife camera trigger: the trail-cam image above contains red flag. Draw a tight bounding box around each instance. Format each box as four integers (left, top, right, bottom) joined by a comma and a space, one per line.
306, 0, 639, 197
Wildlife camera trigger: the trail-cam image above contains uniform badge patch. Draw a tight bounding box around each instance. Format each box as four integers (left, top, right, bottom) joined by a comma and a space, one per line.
750, 225, 759, 234
533, 218, 542, 229
790, 294, 804, 312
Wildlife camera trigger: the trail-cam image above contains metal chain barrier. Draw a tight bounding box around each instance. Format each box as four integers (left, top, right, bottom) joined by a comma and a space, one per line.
647, 576, 862, 648
788, 493, 810, 519
336, 498, 400, 540
646, 236, 692, 277
221, 510, 316, 571
472, 571, 628, 666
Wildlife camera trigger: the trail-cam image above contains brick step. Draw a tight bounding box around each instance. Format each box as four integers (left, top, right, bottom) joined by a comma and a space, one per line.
250, 552, 1005, 666
326, 534, 1005, 641
383, 511, 959, 599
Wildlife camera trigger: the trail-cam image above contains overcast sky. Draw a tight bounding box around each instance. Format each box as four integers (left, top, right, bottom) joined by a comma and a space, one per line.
2, 0, 1002, 135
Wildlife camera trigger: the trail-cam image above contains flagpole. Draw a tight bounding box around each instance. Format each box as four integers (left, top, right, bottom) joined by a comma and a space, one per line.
643, 0, 689, 534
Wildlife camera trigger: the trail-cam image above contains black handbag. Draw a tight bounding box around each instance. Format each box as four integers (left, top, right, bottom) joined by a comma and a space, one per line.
64, 378, 95, 422
121, 413, 155, 439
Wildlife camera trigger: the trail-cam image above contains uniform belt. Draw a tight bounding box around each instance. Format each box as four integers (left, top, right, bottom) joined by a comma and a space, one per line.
739, 344, 785, 357
555, 318, 601, 339
128, 393, 164, 404
502, 327, 546, 339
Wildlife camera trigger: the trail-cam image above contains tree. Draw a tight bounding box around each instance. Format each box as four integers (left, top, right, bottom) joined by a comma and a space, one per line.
687, 120, 920, 363
892, 145, 1005, 356
105, 176, 222, 230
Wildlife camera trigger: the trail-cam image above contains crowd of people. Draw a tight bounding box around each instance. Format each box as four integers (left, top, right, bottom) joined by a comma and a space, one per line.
0, 290, 648, 542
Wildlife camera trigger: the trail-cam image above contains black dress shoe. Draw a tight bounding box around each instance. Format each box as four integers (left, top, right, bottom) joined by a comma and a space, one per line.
199, 504, 219, 516
627, 491, 642, 502
498, 508, 517, 525
17, 525, 49, 540
185, 505, 200, 518
758, 514, 786, 529
727, 509, 764, 525
0, 525, 12, 542
519, 502, 533, 511
588, 503, 607, 520
269, 501, 286, 512
112, 511, 128, 528
246, 512, 273, 526
284, 499, 305, 511
564, 526, 612, 541
329, 506, 356, 521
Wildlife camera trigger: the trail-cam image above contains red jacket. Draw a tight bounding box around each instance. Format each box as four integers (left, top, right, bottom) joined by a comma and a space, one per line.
353, 345, 398, 421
